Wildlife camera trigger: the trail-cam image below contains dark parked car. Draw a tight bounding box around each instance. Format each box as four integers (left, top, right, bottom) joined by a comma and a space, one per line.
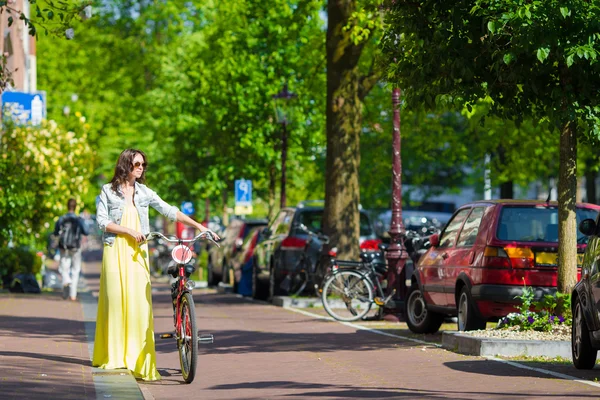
572, 216, 600, 369
207, 217, 268, 286
406, 200, 600, 334
252, 202, 382, 301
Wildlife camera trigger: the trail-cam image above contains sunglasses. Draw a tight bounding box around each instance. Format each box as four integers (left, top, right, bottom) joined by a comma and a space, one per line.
133, 162, 147, 169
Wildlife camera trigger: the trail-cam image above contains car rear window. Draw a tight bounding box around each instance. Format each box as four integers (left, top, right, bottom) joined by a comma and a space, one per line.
497, 206, 599, 243
295, 210, 374, 236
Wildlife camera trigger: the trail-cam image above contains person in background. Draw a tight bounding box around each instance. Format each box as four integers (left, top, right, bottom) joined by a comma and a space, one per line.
53, 198, 89, 301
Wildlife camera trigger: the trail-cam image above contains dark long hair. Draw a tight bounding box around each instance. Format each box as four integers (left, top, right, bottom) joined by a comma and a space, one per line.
109, 149, 147, 193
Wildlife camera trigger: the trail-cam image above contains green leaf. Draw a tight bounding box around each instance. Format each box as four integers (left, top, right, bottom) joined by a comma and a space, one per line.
503, 53, 515, 65
525, 9, 532, 19
536, 47, 550, 63
566, 54, 575, 67
487, 21, 496, 34
560, 7, 570, 18
7, 16, 13, 27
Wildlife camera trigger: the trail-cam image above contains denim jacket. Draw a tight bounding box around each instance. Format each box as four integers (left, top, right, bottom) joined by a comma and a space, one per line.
96, 182, 179, 246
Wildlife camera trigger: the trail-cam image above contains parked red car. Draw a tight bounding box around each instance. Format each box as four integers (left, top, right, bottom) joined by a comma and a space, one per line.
405, 200, 600, 333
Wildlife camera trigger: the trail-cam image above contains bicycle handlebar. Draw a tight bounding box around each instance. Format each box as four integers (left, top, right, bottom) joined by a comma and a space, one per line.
296, 223, 330, 242
146, 231, 220, 248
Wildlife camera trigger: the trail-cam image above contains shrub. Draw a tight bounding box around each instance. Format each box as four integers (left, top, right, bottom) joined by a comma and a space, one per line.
0, 247, 43, 289
496, 280, 570, 332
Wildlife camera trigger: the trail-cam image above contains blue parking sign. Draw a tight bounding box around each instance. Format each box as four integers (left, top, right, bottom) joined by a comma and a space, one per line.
235, 180, 252, 206
181, 201, 195, 216
2, 91, 46, 126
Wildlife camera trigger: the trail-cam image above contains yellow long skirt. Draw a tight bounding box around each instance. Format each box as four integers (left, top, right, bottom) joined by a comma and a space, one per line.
92, 205, 161, 381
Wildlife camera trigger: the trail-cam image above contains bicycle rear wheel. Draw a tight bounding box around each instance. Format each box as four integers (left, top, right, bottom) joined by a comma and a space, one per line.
178, 292, 198, 383
321, 270, 373, 322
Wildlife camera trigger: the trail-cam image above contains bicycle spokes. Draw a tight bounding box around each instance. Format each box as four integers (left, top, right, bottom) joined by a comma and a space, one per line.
322, 271, 373, 321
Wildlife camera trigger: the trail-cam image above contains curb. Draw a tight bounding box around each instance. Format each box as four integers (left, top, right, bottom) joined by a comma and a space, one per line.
217, 282, 234, 294
272, 295, 354, 309
80, 265, 145, 400
442, 331, 571, 358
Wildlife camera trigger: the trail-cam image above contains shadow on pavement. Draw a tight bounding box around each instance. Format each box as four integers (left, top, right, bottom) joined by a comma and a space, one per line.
155, 328, 412, 355
445, 359, 600, 384
205, 380, 592, 399
0, 315, 88, 343
0, 350, 91, 367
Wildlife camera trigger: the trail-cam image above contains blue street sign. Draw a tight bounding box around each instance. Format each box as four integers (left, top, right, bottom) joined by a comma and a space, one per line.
235, 179, 252, 206
181, 201, 195, 216
1, 91, 46, 126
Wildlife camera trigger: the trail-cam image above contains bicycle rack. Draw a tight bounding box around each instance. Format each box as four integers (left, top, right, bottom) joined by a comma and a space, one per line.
198, 333, 214, 345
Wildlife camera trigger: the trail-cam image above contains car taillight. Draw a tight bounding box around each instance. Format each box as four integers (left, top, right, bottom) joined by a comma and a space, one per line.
281, 236, 307, 250
360, 239, 382, 252
482, 246, 512, 268
483, 246, 535, 268
504, 246, 534, 268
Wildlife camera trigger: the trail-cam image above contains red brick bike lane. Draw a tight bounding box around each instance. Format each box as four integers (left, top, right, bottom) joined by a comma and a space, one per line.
139, 284, 600, 400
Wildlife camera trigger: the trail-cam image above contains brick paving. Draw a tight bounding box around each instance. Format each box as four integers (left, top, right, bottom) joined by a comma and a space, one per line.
2, 249, 600, 399
0, 288, 95, 399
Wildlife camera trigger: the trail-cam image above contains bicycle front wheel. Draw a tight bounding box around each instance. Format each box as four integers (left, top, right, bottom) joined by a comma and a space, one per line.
178, 292, 198, 383
321, 270, 373, 322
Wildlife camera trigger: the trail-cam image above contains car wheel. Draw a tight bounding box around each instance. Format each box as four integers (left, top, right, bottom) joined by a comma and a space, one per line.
572, 298, 598, 369
405, 283, 444, 334
457, 286, 487, 331
207, 258, 218, 287
222, 259, 229, 284
252, 260, 267, 300
268, 265, 281, 302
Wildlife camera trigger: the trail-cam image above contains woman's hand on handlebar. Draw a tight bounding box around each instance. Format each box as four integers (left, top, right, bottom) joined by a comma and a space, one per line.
204, 229, 221, 241
128, 229, 146, 243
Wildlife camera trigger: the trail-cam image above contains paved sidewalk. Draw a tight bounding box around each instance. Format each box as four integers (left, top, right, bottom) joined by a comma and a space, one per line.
0, 283, 95, 399
0, 252, 146, 400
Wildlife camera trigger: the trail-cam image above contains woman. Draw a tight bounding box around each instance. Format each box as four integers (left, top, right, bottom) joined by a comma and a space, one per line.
93, 148, 218, 381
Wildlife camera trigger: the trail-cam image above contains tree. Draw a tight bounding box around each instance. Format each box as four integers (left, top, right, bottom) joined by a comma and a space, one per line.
0, 119, 94, 247
146, 0, 326, 217
325, 0, 382, 259
0, 0, 89, 91
383, 1, 600, 294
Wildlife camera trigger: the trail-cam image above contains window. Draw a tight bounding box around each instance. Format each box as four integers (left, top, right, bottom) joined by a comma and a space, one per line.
438, 209, 471, 248
295, 210, 374, 236
275, 212, 292, 235
456, 207, 485, 247
497, 206, 599, 243
269, 211, 286, 235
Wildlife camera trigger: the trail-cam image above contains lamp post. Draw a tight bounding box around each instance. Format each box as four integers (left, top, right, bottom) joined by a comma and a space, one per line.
272, 83, 297, 209
384, 88, 409, 322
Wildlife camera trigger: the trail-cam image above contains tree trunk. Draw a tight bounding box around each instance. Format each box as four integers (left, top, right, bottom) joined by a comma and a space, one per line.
557, 121, 578, 294
500, 181, 514, 199
585, 162, 597, 204
324, 0, 364, 260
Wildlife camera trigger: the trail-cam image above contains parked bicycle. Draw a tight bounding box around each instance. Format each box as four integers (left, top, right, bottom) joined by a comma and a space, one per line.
280, 224, 333, 296
320, 229, 436, 322
145, 230, 219, 384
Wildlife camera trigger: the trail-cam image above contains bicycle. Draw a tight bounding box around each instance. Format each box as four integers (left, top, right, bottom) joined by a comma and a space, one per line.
320, 229, 432, 322
280, 224, 332, 296
145, 230, 220, 384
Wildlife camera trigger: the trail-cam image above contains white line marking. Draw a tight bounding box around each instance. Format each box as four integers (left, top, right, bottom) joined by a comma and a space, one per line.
284, 307, 440, 347
284, 306, 600, 390
486, 356, 600, 389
